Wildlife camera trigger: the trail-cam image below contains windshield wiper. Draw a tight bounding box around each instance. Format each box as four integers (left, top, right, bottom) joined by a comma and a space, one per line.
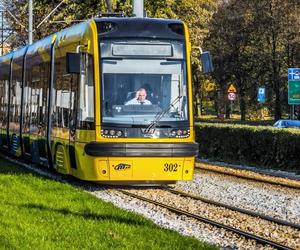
144, 95, 182, 133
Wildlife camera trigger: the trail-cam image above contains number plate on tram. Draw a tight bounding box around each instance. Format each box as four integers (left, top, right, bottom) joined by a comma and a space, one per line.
163, 162, 183, 172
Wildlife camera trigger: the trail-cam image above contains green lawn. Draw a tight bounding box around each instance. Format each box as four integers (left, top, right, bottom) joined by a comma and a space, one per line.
0, 157, 217, 250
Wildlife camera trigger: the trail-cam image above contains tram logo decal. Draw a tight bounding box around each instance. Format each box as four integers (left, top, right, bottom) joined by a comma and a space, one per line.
114, 163, 131, 170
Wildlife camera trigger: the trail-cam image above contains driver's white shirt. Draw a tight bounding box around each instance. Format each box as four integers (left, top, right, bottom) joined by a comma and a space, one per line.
125, 98, 152, 105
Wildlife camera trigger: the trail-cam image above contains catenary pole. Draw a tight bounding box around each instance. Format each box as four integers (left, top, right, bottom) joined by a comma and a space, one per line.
1, 11, 3, 55
133, 0, 144, 18
29, 0, 33, 44
105, 0, 112, 13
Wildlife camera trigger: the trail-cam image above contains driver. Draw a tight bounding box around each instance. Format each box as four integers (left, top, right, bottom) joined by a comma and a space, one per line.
125, 88, 152, 105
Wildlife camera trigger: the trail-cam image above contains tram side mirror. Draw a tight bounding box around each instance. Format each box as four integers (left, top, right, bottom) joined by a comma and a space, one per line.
200, 51, 214, 74
66, 52, 81, 74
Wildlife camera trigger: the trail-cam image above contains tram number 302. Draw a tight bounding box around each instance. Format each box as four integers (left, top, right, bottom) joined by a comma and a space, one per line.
164, 163, 178, 172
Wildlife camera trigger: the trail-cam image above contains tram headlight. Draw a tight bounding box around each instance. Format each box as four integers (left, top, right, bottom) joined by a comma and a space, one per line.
171, 130, 177, 137
177, 130, 183, 136
101, 128, 124, 138
116, 130, 123, 137
170, 129, 190, 138
109, 130, 116, 136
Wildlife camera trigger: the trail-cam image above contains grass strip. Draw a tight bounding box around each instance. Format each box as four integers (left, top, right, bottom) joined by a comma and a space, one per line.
0, 157, 217, 250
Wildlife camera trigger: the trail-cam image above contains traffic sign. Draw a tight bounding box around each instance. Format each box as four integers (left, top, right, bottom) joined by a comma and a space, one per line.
288, 68, 300, 81
257, 87, 266, 103
288, 80, 300, 105
228, 84, 237, 93
228, 92, 236, 101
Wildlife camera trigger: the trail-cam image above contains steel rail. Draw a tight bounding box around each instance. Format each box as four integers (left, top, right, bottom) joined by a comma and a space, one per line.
196, 160, 300, 182
195, 163, 300, 190
165, 188, 300, 230
120, 190, 293, 250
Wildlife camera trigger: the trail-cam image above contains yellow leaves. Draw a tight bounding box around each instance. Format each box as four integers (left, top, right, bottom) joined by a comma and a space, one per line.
202, 79, 217, 93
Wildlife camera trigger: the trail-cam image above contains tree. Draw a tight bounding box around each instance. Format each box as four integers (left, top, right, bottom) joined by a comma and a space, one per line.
5, 0, 108, 47
204, 0, 300, 120
204, 1, 258, 120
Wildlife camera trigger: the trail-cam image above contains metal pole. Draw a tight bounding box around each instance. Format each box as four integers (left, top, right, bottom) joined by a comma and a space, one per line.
1, 11, 3, 55
105, 0, 112, 13
29, 0, 33, 44
133, 0, 144, 17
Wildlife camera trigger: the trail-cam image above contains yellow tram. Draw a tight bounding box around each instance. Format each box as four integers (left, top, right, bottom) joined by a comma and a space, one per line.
0, 17, 211, 183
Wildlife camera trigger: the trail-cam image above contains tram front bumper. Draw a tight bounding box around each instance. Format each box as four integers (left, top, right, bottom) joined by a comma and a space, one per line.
96, 156, 195, 181
83, 142, 198, 181
84, 142, 198, 157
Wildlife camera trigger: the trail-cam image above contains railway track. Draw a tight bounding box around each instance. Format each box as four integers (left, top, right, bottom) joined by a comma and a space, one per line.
166, 187, 300, 230
119, 188, 299, 250
195, 161, 300, 189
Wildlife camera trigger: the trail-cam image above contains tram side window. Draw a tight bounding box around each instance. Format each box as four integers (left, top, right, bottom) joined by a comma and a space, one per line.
69, 74, 78, 130
24, 67, 32, 134
78, 54, 94, 129
24, 55, 50, 135
53, 57, 72, 128
30, 64, 40, 133
52, 53, 94, 130
0, 65, 10, 129
10, 65, 22, 130
40, 63, 49, 129
0, 79, 4, 128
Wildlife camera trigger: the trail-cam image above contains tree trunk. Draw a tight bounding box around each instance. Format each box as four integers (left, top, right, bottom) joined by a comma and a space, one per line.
214, 90, 219, 116
225, 102, 230, 119
220, 83, 230, 119
269, 0, 282, 120
272, 49, 282, 120
240, 91, 246, 121
195, 94, 201, 118
274, 85, 281, 120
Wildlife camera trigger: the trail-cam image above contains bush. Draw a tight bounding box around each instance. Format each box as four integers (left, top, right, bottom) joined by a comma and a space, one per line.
195, 123, 300, 170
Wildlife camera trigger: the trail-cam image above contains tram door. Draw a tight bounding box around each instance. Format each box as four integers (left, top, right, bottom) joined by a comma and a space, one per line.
68, 74, 78, 169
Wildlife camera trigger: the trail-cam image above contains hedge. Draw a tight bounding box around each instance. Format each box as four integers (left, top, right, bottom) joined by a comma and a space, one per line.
195, 123, 300, 171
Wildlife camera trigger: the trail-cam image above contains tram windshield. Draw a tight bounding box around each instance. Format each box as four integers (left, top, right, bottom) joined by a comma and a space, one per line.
101, 59, 188, 127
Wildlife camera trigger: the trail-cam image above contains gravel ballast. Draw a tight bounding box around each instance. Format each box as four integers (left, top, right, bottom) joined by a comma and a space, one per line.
91, 188, 267, 249
177, 170, 300, 225
90, 169, 300, 249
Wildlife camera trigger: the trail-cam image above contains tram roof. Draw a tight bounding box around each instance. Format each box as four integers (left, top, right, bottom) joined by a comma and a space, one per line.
0, 51, 13, 64
12, 46, 28, 61
0, 17, 185, 61
94, 17, 185, 40
94, 17, 183, 25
